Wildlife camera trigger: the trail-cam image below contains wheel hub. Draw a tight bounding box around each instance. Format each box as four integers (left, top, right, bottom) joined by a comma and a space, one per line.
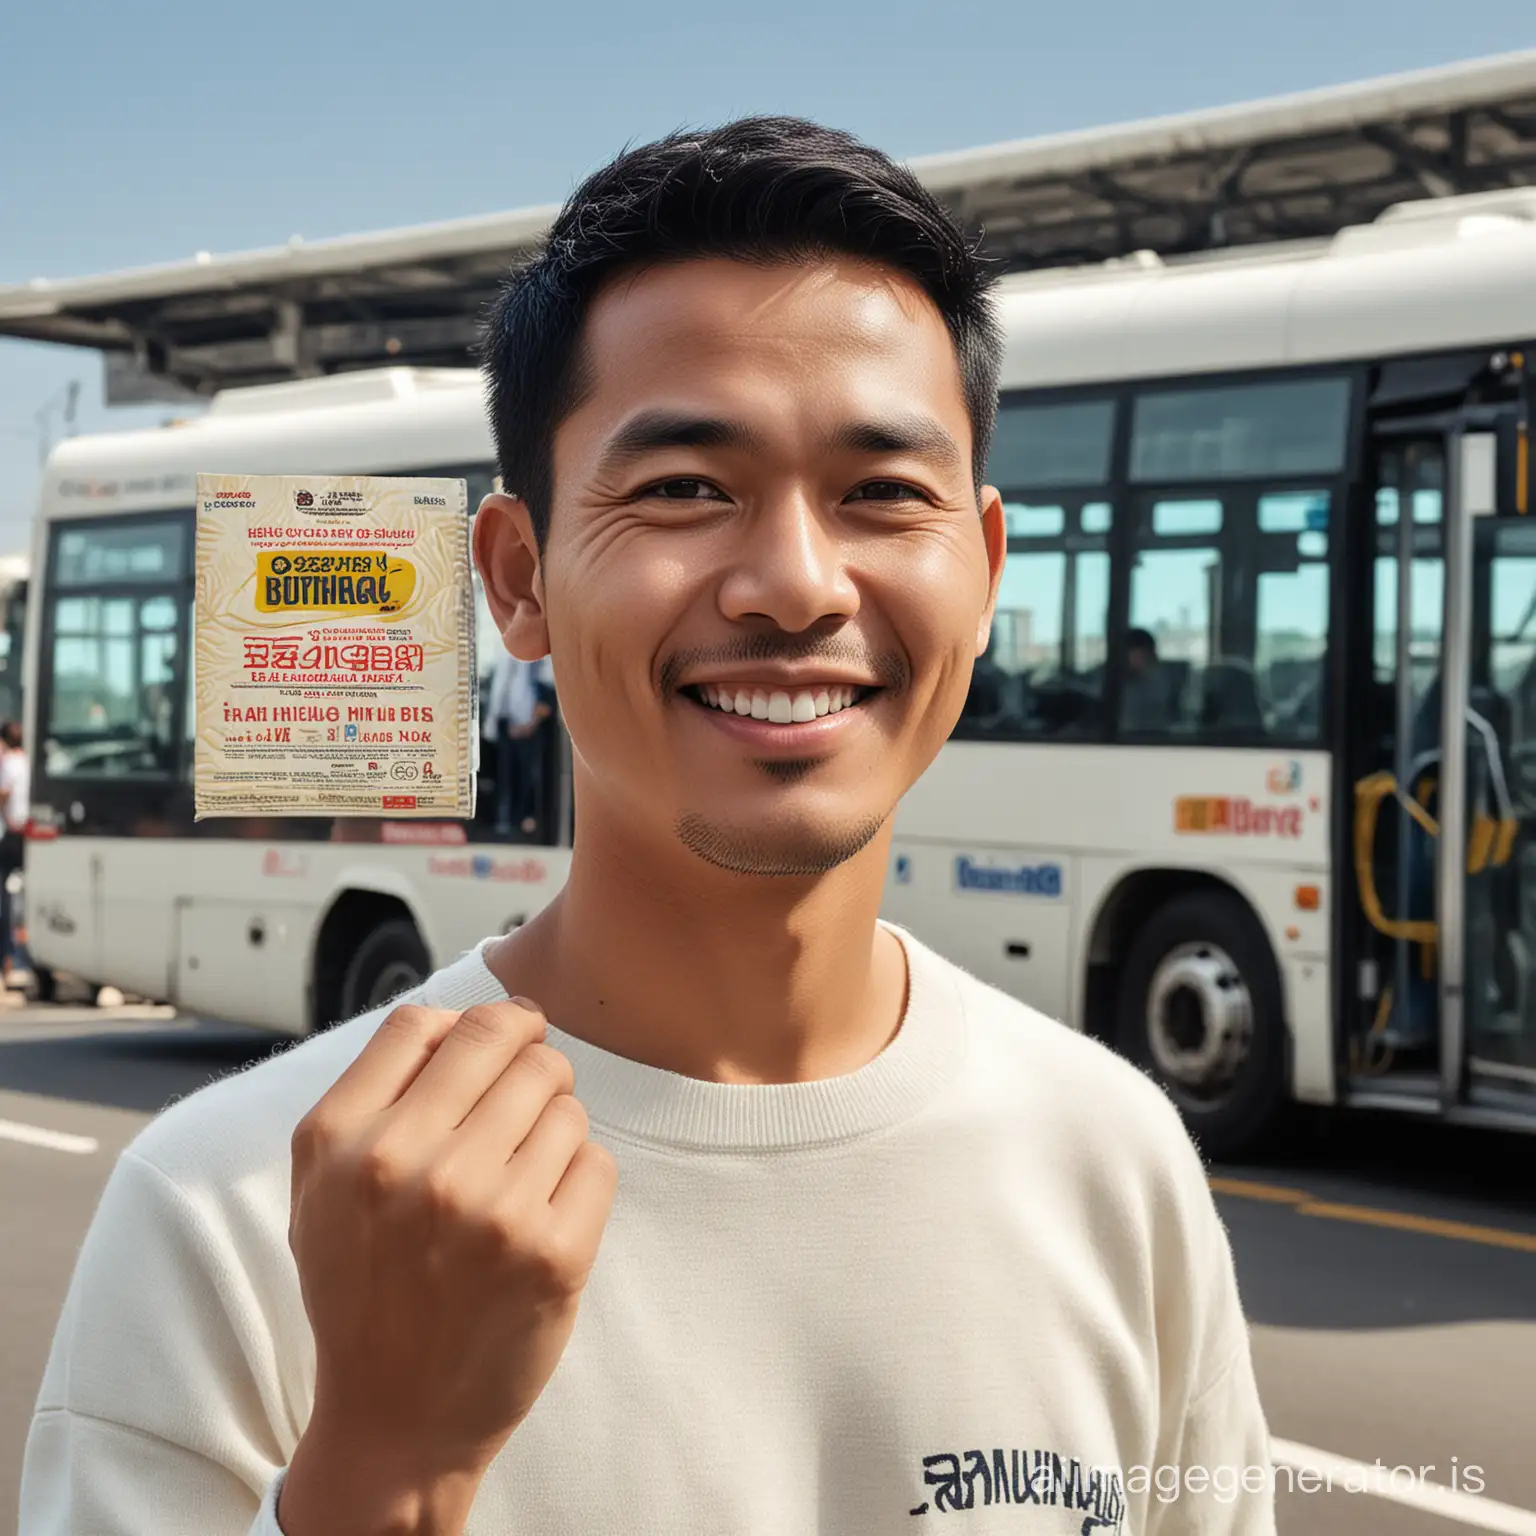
367, 957, 426, 1009
1145, 941, 1253, 1100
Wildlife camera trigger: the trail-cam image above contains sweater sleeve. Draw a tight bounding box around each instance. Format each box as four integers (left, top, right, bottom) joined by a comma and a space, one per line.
19, 1149, 295, 1536
1144, 1155, 1277, 1536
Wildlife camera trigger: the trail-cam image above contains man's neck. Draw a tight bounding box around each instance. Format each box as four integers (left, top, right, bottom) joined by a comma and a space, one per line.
482, 815, 908, 1086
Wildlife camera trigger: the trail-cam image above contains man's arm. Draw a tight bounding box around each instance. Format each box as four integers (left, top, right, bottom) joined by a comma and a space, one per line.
1144, 1130, 1276, 1536
20, 1150, 289, 1535
23, 1001, 617, 1536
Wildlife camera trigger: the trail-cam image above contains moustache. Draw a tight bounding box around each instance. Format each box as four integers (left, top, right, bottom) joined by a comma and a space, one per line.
658, 632, 909, 699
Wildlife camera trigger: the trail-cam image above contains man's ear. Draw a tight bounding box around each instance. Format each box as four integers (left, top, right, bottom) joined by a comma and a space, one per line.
473, 493, 549, 660
975, 484, 1006, 656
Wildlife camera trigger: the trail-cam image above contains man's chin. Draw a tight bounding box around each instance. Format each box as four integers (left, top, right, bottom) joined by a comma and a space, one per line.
673, 808, 888, 878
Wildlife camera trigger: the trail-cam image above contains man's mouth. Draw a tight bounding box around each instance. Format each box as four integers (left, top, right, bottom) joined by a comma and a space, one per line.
681, 683, 878, 723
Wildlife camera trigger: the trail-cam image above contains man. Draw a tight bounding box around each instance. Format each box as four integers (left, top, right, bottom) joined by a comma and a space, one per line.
484, 650, 556, 835
21, 119, 1274, 1534
0, 719, 29, 988
1121, 626, 1175, 733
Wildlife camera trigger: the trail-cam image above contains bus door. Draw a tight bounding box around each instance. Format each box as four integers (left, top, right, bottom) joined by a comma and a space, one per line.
1461, 437, 1536, 1113
1353, 413, 1536, 1119
1350, 435, 1448, 1096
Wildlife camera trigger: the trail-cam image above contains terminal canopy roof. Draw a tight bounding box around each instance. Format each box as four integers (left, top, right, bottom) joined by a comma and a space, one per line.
3, 49, 1535, 402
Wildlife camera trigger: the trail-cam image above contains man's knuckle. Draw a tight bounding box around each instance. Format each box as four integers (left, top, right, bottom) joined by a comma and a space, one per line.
381, 1003, 436, 1038
480, 1209, 528, 1266
354, 1141, 404, 1198
423, 1157, 475, 1211
520, 1042, 575, 1091
290, 1109, 336, 1164
546, 1093, 589, 1136
532, 1229, 588, 1292
453, 1004, 521, 1048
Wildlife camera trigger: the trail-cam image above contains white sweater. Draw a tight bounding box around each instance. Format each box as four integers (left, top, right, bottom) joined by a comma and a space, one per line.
21, 925, 1275, 1534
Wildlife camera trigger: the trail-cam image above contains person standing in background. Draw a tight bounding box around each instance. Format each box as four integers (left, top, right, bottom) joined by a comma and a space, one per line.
484, 651, 556, 836
0, 720, 30, 989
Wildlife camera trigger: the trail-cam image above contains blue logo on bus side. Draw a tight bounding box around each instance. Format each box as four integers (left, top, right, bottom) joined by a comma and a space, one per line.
954, 855, 1063, 898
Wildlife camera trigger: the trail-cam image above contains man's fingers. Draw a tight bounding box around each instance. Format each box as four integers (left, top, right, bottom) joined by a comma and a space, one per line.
452, 1041, 576, 1162
391, 1000, 549, 1138
318, 1005, 462, 1119
506, 1094, 597, 1205
547, 1140, 619, 1264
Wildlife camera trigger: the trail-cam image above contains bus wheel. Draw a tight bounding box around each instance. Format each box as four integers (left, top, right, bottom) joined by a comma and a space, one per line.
338, 918, 431, 1022
1116, 890, 1287, 1161
31, 965, 57, 1004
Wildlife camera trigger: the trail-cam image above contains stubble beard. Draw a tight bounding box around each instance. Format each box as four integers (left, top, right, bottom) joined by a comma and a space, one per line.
674, 788, 891, 878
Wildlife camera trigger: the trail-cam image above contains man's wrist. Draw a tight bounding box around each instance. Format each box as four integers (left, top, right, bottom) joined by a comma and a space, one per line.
277, 1406, 493, 1536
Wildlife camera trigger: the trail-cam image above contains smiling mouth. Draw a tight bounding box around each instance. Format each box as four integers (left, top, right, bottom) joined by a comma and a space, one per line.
681, 683, 879, 723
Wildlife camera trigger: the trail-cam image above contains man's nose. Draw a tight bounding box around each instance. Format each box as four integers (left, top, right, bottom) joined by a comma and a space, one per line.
715, 494, 860, 632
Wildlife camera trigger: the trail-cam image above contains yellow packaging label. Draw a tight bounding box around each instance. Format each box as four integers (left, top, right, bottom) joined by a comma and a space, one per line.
194, 473, 475, 820
253, 550, 418, 614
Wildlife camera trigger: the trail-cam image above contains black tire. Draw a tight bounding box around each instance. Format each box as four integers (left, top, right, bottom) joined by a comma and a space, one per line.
336, 918, 431, 1024
31, 965, 57, 1004
1116, 890, 1288, 1162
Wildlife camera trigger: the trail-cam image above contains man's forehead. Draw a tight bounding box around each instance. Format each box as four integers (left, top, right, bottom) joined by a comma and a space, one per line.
567, 255, 967, 439
582, 255, 953, 364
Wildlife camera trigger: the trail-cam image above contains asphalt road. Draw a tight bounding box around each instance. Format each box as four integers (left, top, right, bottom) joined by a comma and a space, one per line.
3, 996, 1535, 1535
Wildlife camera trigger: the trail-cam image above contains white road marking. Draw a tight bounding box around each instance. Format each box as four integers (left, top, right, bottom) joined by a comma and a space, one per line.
1272, 1438, 1536, 1534
0, 1118, 99, 1155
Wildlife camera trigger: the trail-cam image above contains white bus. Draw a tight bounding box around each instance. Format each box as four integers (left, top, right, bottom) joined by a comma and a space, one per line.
0, 553, 30, 726
22, 186, 1536, 1158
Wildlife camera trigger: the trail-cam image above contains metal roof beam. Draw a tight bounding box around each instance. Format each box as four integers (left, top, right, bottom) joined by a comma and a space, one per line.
1360, 123, 1463, 197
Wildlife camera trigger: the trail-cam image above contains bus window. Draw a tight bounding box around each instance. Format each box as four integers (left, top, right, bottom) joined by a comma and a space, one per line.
41, 514, 189, 780
1121, 489, 1332, 741
0, 575, 26, 725
988, 397, 1115, 487
954, 394, 1119, 743
1129, 376, 1351, 483
960, 499, 1112, 740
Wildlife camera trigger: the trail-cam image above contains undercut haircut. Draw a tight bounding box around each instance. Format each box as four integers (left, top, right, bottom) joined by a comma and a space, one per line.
481, 115, 1003, 547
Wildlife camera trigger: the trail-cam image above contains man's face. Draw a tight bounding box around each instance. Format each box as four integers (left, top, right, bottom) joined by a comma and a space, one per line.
478, 256, 1005, 877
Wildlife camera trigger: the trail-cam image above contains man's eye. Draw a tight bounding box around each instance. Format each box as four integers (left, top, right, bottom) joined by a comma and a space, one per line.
847, 480, 926, 503
642, 478, 726, 500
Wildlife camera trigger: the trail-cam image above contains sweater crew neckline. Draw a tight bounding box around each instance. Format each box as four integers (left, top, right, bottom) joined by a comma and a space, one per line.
420, 923, 965, 1152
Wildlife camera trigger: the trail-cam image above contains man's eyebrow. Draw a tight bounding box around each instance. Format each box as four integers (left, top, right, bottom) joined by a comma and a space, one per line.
595, 411, 765, 475
824, 415, 964, 473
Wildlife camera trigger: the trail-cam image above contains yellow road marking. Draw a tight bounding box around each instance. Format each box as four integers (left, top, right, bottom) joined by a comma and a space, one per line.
1209, 1176, 1309, 1204
1211, 1177, 1536, 1253
1298, 1200, 1536, 1254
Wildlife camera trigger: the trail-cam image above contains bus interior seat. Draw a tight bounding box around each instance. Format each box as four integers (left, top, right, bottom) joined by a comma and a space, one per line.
1157, 659, 1191, 728
1199, 661, 1266, 736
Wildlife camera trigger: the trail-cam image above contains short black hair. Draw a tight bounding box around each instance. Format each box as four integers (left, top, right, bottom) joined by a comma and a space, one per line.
481, 115, 1003, 547
1127, 628, 1158, 656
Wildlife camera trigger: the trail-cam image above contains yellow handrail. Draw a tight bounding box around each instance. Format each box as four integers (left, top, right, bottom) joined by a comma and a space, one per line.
1353, 772, 1438, 944
1353, 770, 1520, 947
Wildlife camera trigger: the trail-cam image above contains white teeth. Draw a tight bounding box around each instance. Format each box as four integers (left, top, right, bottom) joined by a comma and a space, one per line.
697, 684, 863, 718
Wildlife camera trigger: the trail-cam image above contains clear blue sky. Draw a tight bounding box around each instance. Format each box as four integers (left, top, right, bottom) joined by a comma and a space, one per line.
2, 0, 1532, 556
